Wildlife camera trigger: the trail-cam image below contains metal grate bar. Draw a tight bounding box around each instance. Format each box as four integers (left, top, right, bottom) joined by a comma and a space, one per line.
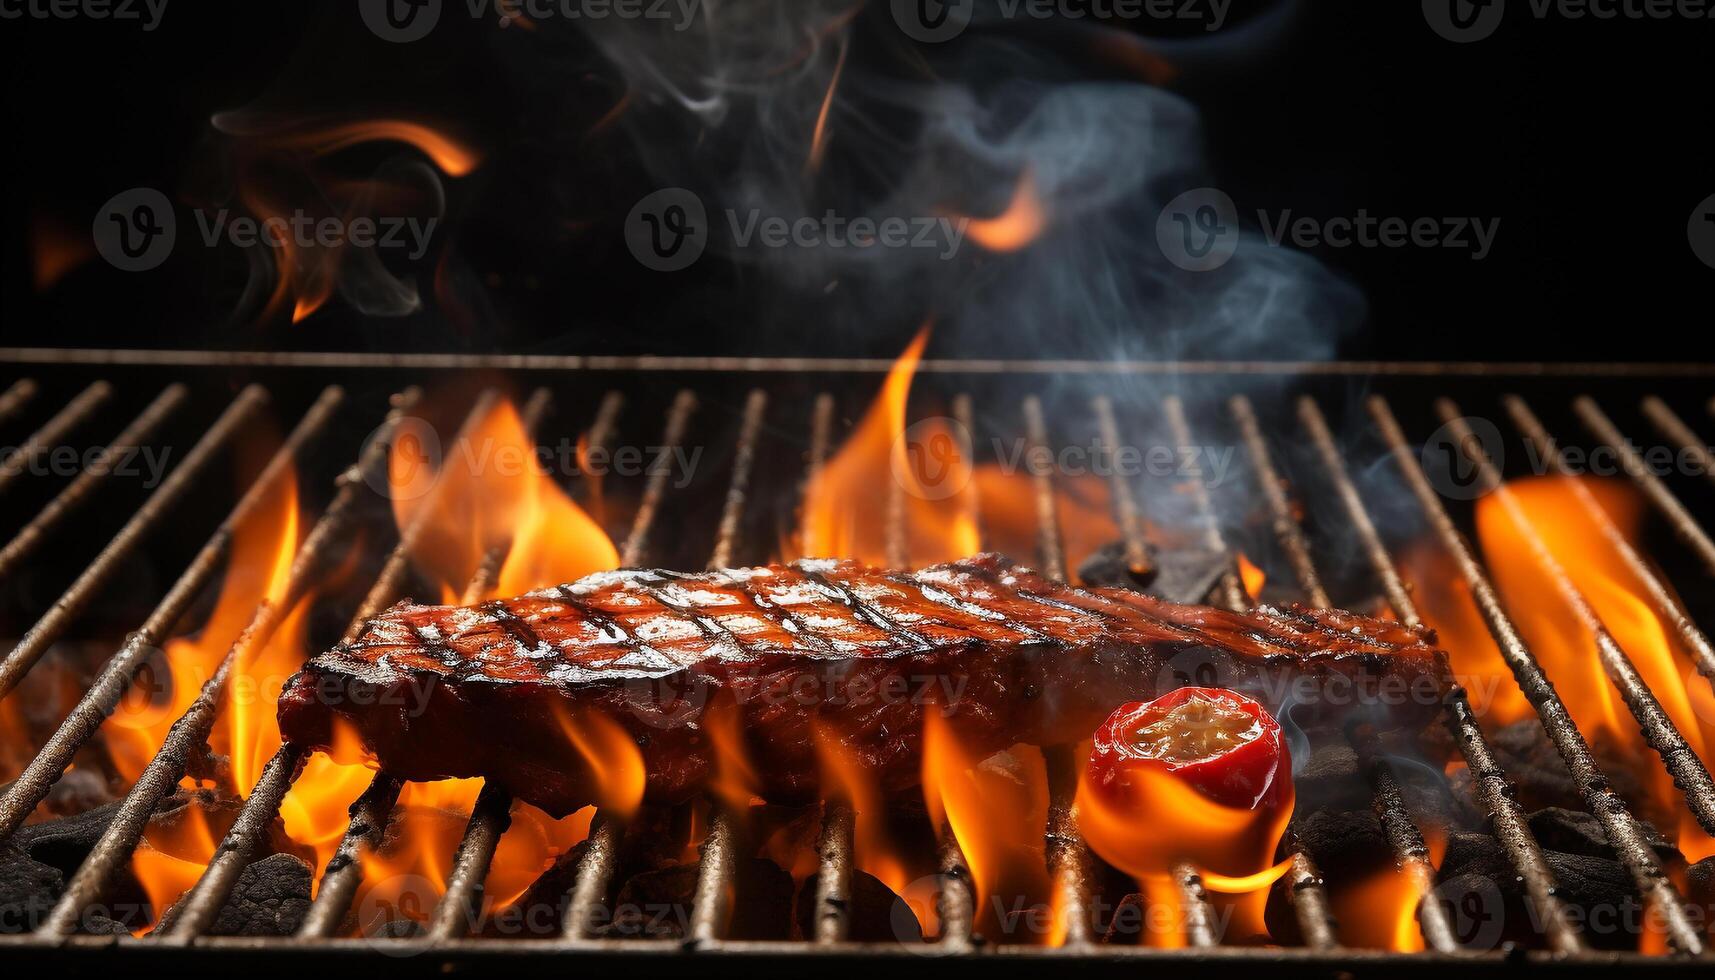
1438, 400, 1715, 837
106, 388, 414, 940
810, 805, 855, 943
1091, 395, 1152, 581
1227, 395, 1339, 951
1642, 396, 1715, 492
1018, 398, 1097, 948
427, 783, 515, 940
0, 381, 112, 499
1575, 396, 1715, 577
1367, 767, 1457, 952
0, 378, 39, 429
687, 390, 771, 946
1369, 394, 1703, 955
1163, 395, 1249, 612
0, 384, 296, 839
560, 820, 621, 942
0, 386, 268, 699
1297, 395, 1585, 955
620, 389, 697, 567
0, 383, 186, 580
34, 385, 385, 938
297, 774, 404, 939
1504, 397, 1715, 691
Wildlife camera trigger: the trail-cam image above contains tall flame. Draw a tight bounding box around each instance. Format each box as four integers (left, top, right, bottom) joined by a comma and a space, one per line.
797, 328, 979, 567
921, 712, 1051, 942
1477, 475, 1715, 861
389, 397, 618, 602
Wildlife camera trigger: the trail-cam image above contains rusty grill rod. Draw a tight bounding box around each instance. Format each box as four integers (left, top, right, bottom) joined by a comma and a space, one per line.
620, 389, 698, 567
1575, 396, 1715, 577
425, 388, 565, 942
0, 386, 270, 698
1018, 398, 1097, 948
810, 805, 856, 944
1505, 397, 1715, 688
1369, 394, 1703, 955
564, 391, 716, 944
35, 386, 397, 939
1236, 394, 1457, 953
1164, 395, 1250, 612
290, 389, 550, 941
0, 383, 187, 580
1230, 395, 1331, 609
0, 385, 289, 840
1225, 395, 1339, 951
174, 389, 553, 945
1438, 399, 1715, 837
0, 377, 39, 429
1643, 396, 1715, 493
1296, 395, 1585, 956
0, 380, 112, 498
1156, 396, 1258, 949
1091, 395, 1153, 580
687, 391, 771, 946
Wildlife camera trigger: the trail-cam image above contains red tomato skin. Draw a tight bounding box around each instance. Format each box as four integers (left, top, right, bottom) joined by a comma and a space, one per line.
1087, 687, 1290, 812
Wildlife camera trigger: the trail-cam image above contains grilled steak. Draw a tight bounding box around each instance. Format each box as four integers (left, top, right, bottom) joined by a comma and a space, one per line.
278, 554, 1447, 817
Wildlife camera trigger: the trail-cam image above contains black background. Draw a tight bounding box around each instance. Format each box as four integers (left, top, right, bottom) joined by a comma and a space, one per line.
1, 0, 1711, 362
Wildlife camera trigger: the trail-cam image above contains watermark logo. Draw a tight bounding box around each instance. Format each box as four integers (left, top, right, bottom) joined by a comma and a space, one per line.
892, 417, 973, 501
1156, 187, 1240, 272
1689, 193, 1715, 269
362, 415, 443, 502
1434, 874, 1507, 949
1423, 0, 1506, 42
1422, 414, 1504, 501
93, 188, 176, 272
626, 188, 708, 272
361, 0, 443, 42
891, 0, 975, 42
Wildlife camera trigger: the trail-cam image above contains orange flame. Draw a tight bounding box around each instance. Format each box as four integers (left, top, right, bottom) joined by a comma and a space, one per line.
796, 327, 979, 567
1400, 542, 1531, 723
131, 803, 221, 934
969, 467, 1121, 580
813, 725, 918, 907
390, 397, 618, 602
108, 462, 301, 785
1477, 475, 1715, 862
964, 169, 1047, 252
549, 702, 646, 819
921, 712, 1051, 942
1236, 553, 1266, 600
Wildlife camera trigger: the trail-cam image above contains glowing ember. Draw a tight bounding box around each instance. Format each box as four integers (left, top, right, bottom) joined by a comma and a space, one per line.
1236, 553, 1266, 600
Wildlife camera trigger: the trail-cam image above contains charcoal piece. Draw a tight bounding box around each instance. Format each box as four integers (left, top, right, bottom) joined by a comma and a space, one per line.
1076, 542, 1156, 591
36, 768, 116, 819
1486, 720, 1581, 811
793, 869, 922, 943
1527, 807, 1680, 864
1436, 831, 1647, 951
1291, 742, 1367, 813
1292, 809, 1392, 882
14, 801, 122, 875
1102, 892, 1149, 946
0, 844, 60, 935
206, 854, 312, 937
605, 858, 793, 941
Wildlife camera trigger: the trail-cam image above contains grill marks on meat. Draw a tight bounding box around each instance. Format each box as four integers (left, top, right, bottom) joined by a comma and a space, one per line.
278, 554, 1446, 817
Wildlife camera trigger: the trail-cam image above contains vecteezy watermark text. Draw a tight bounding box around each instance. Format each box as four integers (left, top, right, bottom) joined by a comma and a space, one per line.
890, 0, 1232, 43
624, 188, 970, 271
1153, 187, 1500, 272
0, 0, 168, 30
92, 187, 439, 273
1425, 0, 1715, 43
359, 0, 702, 43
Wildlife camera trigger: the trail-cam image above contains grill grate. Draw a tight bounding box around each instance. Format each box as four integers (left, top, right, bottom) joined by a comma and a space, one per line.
0, 354, 1713, 972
